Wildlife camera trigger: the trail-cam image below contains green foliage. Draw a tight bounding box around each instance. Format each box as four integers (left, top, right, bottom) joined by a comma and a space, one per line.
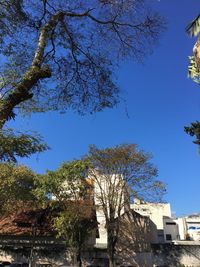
185, 121, 200, 145
88, 144, 165, 202
35, 159, 94, 266
0, 0, 165, 125
54, 203, 95, 248
87, 144, 165, 267
0, 128, 49, 162
0, 163, 38, 214
35, 159, 90, 202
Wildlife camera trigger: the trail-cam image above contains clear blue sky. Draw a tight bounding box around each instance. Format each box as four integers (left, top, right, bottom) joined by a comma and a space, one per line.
9, 0, 200, 217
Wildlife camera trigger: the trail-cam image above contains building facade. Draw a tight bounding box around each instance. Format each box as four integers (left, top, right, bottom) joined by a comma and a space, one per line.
131, 198, 174, 243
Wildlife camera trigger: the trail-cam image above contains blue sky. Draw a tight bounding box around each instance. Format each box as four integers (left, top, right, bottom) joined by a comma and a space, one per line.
9, 0, 200, 217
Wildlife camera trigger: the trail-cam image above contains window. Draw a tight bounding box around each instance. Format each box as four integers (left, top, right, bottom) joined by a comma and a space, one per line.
166, 222, 176, 225
166, 234, 172, 241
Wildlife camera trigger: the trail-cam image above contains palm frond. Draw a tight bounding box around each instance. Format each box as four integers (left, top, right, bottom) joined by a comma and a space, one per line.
186, 14, 200, 37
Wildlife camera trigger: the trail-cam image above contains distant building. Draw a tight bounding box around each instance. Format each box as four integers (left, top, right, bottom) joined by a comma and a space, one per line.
163, 216, 180, 242
176, 214, 200, 241
131, 198, 176, 243
132, 198, 200, 245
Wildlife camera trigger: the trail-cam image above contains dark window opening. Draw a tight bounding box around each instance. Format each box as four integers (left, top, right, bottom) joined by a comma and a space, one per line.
166, 234, 172, 240
166, 222, 176, 225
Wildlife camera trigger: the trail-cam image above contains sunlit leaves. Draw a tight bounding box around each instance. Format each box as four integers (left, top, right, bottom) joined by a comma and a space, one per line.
188, 56, 200, 83
0, 163, 37, 214
186, 14, 200, 37
88, 144, 165, 202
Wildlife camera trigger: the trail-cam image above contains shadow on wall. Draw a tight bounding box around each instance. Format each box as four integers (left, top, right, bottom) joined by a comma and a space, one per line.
152, 243, 186, 267
0, 246, 70, 267
115, 210, 157, 267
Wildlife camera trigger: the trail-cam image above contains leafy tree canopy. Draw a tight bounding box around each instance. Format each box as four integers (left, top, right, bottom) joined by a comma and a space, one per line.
35, 159, 94, 267
0, 128, 48, 162
0, 0, 165, 128
185, 121, 200, 145
87, 144, 165, 267
0, 163, 38, 214
88, 144, 165, 202
35, 159, 90, 202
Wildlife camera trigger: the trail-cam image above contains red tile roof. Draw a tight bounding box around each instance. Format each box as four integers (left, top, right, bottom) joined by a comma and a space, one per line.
0, 208, 55, 236
0, 201, 96, 237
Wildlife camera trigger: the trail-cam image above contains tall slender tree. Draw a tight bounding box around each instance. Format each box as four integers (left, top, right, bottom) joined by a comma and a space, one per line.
87, 144, 165, 267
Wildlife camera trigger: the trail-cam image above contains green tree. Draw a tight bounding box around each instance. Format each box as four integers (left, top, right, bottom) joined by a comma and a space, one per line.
87, 144, 165, 267
0, 128, 48, 162
0, 163, 41, 267
0, 162, 93, 267
185, 121, 200, 145
35, 160, 95, 267
0, 0, 165, 129
53, 202, 96, 267
0, 163, 38, 214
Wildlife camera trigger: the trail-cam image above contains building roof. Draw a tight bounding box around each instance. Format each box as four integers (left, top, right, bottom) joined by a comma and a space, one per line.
0, 208, 55, 236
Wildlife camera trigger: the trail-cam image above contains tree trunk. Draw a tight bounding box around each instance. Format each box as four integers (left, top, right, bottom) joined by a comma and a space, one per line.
108, 255, 115, 267
71, 247, 82, 267
28, 247, 33, 267
107, 224, 116, 267
77, 251, 82, 267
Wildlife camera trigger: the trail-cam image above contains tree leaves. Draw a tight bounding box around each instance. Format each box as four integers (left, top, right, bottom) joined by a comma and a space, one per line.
0, 0, 165, 126
0, 163, 37, 214
0, 128, 48, 162
185, 121, 200, 145
186, 14, 200, 37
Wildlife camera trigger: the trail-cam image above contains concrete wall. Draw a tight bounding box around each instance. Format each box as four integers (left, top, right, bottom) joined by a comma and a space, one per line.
175, 217, 186, 240
152, 243, 200, 267
114, 210, 157, 267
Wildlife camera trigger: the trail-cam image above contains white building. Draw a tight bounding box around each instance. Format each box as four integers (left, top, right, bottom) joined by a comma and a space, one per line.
163, 216, 180, 242
58, 169, 200, 246
131, 198, 180, 243
92, 173, 129, 248
175, 214, 200, 242
186, 214, 200, 241
132, 199, 200, 244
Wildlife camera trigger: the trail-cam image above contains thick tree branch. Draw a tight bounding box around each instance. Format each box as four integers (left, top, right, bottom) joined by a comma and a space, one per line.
0, 9, 95, 129
0, 66, 51, 128
0, 5, 163, 128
